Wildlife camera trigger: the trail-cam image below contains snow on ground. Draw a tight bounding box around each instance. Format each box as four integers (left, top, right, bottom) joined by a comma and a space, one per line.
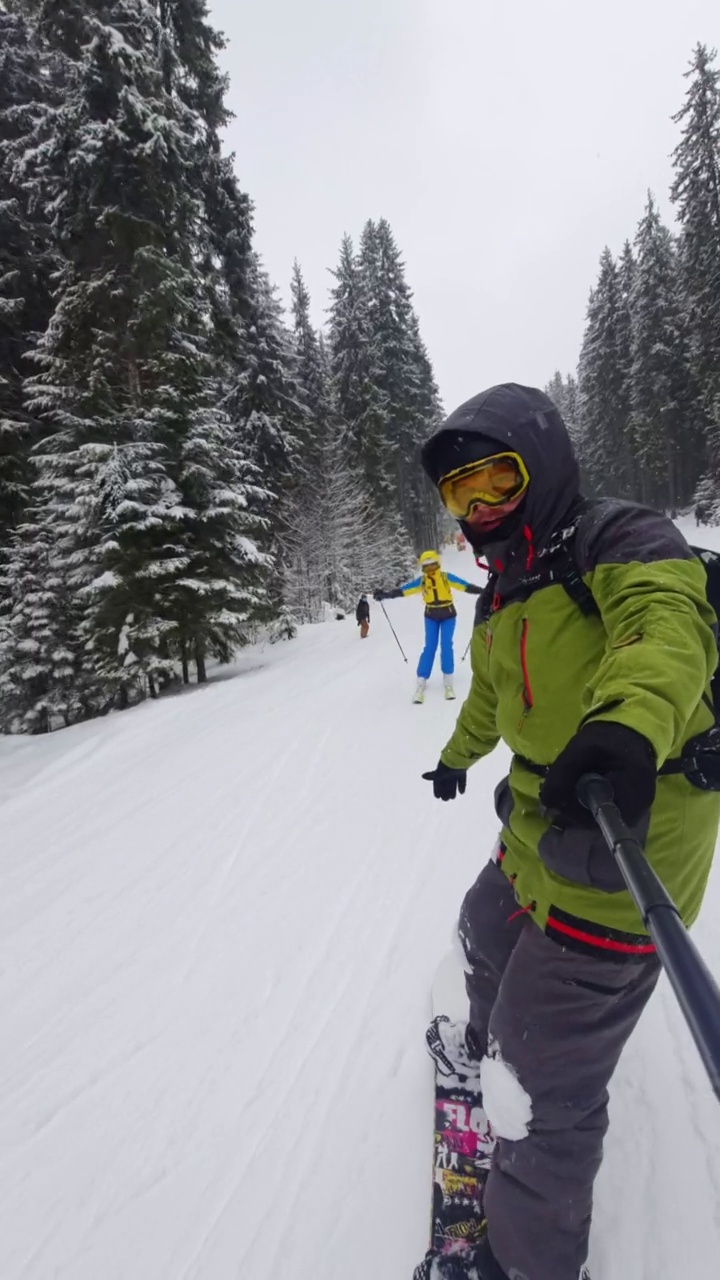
676, 512, 720, 553
1, 545, 720, 1280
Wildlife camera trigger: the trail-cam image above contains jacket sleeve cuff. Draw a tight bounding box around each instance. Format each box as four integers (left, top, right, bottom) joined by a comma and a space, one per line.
580, 702, 667, 766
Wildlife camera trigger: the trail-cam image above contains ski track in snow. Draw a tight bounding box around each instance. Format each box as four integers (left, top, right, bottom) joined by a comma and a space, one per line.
1, 544, 720, 1279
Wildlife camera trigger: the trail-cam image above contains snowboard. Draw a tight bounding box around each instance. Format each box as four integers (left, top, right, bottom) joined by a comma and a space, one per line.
413, 952, 495, 1279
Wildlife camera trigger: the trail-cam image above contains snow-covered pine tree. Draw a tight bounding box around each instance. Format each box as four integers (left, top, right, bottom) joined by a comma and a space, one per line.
155, 0, 255, 398
155, 404, 271, 682
0, 6, 56, 540
629, 193, 696, 513
329, 230, 388, 502
282, 253, 417, 621
403, 310, 443, 551
544, 372, 579, 432
368, 219, 443, 550
577, 248, 635, 499
226, 255, 305, 487
1, 0, 186, 724
281, 262, 334, 619
151, 0, 229, 130
149, 1, 276, 653
544, 371, 592, 492
0, 0, 269, 728
359, 218, 425, 527
328, 235, 366, 434
290, 260, 333, 463
330, 220, 442, 554
0, 488, 100, 733
670, 43, 720, 514
321, 437, 413, 604
223, 253, 305, 620
617, 240, 636, 461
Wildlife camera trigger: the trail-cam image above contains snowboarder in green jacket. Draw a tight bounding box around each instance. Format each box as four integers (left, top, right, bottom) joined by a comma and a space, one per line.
417, 383, 720, 1280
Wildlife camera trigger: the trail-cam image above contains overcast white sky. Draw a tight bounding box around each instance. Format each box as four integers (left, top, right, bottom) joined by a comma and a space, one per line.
208, 0, 718, 413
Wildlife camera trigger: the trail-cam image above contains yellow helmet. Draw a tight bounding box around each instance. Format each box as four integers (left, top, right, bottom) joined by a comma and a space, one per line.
419, 550, 440, 570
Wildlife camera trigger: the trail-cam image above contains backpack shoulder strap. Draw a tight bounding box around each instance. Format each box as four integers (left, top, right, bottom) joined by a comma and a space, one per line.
558, 545, 600, 617
476, 573, 498, 625
547, 499, 601, 619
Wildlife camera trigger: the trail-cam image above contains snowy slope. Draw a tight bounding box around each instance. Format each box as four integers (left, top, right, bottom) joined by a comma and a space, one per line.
1, 547, 720, 1280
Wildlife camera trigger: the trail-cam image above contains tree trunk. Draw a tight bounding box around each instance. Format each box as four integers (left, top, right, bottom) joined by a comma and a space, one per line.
666, 431, 677, 516
148, 675, 158, 700
195, 640, 207, 684
181, 639, 190, 686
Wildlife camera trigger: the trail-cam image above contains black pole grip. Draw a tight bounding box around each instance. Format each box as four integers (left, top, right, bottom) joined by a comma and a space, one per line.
577, 773, 720, 1103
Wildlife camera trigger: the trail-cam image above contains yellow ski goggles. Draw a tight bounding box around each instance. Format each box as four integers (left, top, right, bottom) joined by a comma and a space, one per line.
438, 451, 530, 518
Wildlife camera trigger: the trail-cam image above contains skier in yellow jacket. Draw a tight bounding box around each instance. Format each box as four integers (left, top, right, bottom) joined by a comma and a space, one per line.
374, 551, 481, 702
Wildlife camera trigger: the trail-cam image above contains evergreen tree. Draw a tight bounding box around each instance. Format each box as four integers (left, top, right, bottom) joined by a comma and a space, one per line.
226, 254, 305, 485
282, 262, 334, 616
544, 371, 580, 439
671, 43, 720, 509
329, 232, 387, 499
404, 311, 443, 550
0, 0, 268, 727
368, 220, 435, 531
329, 221, 442, 552
290, 259, 330, 453
157, 0, 257, 400
0, 6, 56, 539
577, 249, 635, 498
0, 4, 448, 727
545, 370, 590, 491
617, 241, 636, 447
328, 235, 368, 431
199, 140, 254, 389
279, 433, 413, 623
223, 254, 305, 617
152, 0, 229, 130
629, 193, 695, 512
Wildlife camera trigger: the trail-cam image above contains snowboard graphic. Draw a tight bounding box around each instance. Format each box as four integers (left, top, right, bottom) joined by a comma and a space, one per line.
413, 953, 494, 1279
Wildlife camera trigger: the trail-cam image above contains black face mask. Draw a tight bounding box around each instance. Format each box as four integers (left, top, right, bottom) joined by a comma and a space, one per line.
460, 498, 528, 555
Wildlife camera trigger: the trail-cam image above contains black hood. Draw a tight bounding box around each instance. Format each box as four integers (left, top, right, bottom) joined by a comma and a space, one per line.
421, 383, 580, 556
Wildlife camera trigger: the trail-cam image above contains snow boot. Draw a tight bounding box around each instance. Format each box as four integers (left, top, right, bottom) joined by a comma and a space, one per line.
415, 1237, 590, 1280
412, 1247, 482, 1280
412, 1230, 493, 1280
413, 678, 427, 704
426, 1015, 484, 1087
444, 675, 456, 700
418, 1236, 500, 1280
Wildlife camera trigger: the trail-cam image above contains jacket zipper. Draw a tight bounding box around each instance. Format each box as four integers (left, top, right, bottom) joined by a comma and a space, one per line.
520, 618, 534, 714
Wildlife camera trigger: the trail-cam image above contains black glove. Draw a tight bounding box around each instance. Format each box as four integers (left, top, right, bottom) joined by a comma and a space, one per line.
373, 589, 387, 601
422, 759, 467, 801
540, 721, 657, 828
374, 588, 402, 601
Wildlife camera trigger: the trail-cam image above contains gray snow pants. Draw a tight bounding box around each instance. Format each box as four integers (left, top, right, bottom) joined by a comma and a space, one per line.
459, 858, 660, 1280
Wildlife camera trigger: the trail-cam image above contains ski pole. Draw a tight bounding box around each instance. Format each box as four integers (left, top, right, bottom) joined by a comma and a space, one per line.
577, 773, 720, 1104
461, 637, 472, 663
379, 601, 408, 663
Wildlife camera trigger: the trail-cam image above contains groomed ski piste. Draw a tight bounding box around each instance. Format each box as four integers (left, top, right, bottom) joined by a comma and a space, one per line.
2, 529, 720, 1280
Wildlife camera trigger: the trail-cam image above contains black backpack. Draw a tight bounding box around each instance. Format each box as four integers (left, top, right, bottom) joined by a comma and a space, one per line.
689, 546, 720, 720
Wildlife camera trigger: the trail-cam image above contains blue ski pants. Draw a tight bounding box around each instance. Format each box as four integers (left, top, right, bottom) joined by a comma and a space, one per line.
416, 615, 456, 680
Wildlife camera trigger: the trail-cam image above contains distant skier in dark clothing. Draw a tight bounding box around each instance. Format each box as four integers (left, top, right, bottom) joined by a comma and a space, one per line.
356, 594, 370, 639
